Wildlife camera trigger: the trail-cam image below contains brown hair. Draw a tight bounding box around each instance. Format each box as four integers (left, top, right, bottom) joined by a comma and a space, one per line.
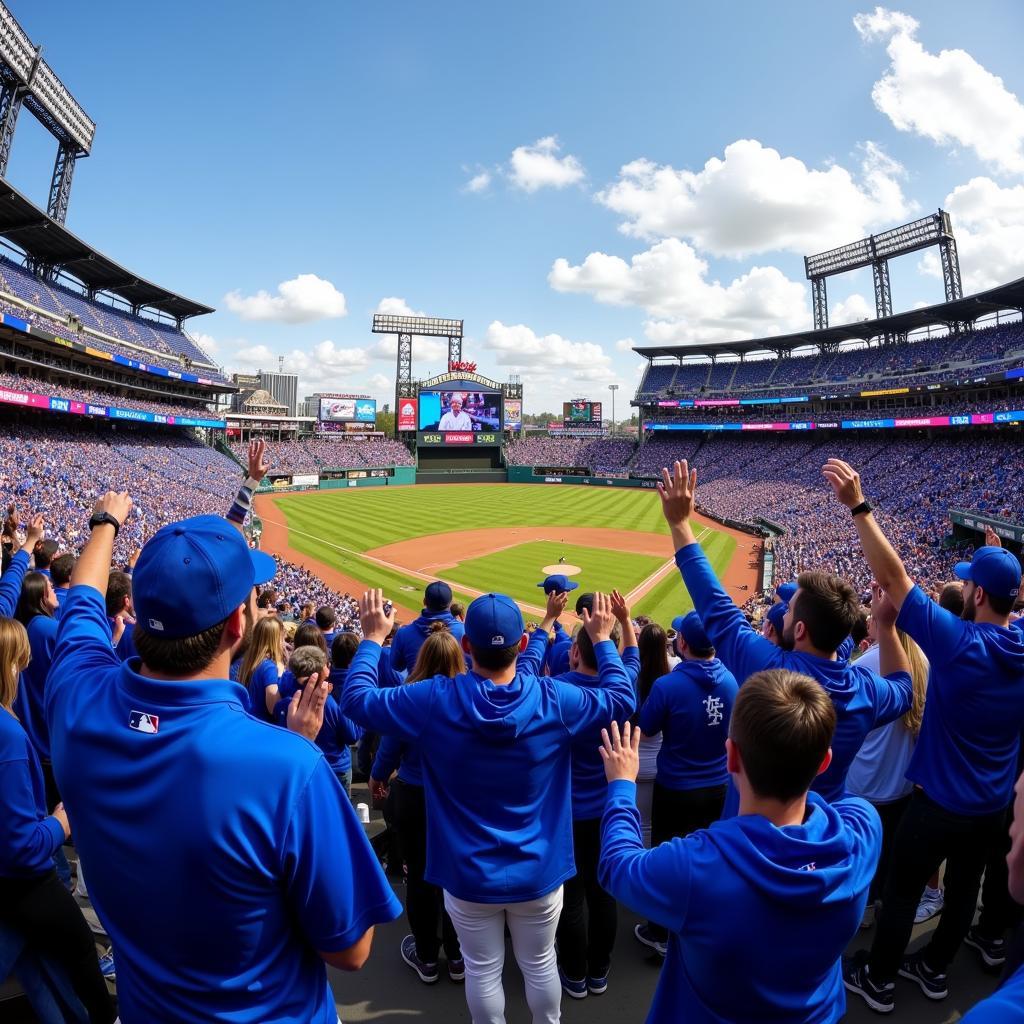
729, 669, 836, 801
0, 616, 30, 709
105, 571, 133, 618
293, 622, 328, 654
15, 572, 53, 625
574, 620, 623, 671
636, 622, 670, 707
134, 616, 230, 675
791, 571, 861, 653
407, 623, 465, 683
238, 615, 285, 685
331, 631, 360, 670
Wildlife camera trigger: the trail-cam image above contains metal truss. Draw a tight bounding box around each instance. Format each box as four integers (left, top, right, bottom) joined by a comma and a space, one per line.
46, 143, 76, 224
939, 237, 963, 303
872, 260, 892, 320
811, 276, 828, 331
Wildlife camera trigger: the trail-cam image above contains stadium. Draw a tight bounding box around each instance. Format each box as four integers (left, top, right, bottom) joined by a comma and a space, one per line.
1, 5, 1022, 1024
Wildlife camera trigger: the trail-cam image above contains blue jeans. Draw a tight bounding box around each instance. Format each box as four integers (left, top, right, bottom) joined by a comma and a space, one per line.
334, 768, 352, 797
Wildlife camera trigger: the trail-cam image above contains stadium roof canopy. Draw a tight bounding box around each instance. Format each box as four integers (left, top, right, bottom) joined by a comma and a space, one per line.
634, 275, 1024, 361
0, 177, 213, 320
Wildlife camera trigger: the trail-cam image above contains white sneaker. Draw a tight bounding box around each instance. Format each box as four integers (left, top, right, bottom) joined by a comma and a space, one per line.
914, 887, 944, 924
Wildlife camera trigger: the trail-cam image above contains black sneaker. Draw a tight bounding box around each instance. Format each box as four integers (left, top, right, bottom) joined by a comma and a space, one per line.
843, 952, 895, 1014
633, 923, 667, 957
898, 951, 948, 1000
448, 957, 465, 983
558, 967, 587, 1000
400, 935, 439, 984
964, 927, 1006, 969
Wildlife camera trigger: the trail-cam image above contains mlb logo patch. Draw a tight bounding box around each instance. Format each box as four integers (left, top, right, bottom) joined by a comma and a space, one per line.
129, 710, 160, 734
490, 634, 505, 646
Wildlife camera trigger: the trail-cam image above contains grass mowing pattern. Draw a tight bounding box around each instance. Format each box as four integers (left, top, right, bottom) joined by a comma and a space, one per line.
634, 530, 737, 626
270, 485, 738, 623
442, 542, 665, 610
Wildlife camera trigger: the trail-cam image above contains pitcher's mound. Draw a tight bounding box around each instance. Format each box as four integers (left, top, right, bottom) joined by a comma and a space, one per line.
542, 564, 582, 576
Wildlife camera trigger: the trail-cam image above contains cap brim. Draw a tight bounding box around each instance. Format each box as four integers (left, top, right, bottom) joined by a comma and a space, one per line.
953, 562, 973, 582
671, 616, 686, 632
564, 581, 579, 591
250, 549, 277, 586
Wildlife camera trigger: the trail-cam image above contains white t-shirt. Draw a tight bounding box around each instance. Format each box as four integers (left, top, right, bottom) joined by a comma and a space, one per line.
439, 410, 473, 430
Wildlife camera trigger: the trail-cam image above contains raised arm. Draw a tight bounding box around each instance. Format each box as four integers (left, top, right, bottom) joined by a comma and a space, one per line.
823, 459, 914, 609
226, 439, 269, 534
71, 493, 133, 594
0, 513, 42, 616
519, 590, 568, 676
611, 590, 640, 682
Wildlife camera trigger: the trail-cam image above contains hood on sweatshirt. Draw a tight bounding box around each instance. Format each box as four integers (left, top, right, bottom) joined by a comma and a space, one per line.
981, 620, 1024, 671
451, 671, 543, 741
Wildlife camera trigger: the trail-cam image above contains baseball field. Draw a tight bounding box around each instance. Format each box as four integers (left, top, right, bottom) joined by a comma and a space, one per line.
255, 483, 761, 626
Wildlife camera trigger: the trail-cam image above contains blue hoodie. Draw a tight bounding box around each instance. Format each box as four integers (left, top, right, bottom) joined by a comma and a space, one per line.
638, 658, 739, 791
372, 732, 421, 787
897, 584, 1024, 814
389, 610, 465, 672
600, 781, 880, 1022
342, 637, 635, 903
961, 962, 1024, 1022
676, 544, 912, 802
545, 621, 572, 675
13, 614, 58, 762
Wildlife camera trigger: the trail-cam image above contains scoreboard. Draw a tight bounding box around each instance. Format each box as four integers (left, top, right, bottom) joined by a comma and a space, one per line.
562, 400, 602, 426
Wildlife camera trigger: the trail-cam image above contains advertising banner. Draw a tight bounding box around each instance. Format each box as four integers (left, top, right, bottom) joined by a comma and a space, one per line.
398, 397, 418, 431
504, 399, 522, 431
291, 474, 320, 487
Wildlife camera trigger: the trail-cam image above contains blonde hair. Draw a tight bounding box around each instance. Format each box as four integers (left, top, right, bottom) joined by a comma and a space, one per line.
0, 617, 31, 710
238, 615, 285, 686
407, 622, 465, 684
899, 629, 928, 738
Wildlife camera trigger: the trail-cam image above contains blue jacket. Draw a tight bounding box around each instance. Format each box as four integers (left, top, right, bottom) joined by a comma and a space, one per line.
898, 585, 1024, 814
45, 586, 400, 1024
545, 621, 573, 675
638, 658, 739, 791
676, 544, 912, 802
273, 685, 362, 775
342, 637, 634, 902
600, 781, 880, 1022
961, 962, 1024, 1022
389, 610, 465, 672
0, 709, 64, 878
372, 732, 421, 787
14, 615, 58, 762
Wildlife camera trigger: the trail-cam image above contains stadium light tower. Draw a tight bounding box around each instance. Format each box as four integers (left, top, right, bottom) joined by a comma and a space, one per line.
608, 383, 619, 435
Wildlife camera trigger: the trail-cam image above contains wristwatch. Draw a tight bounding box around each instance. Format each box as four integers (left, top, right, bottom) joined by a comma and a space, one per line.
88, 511, 121, 536
850, 500, 873, 518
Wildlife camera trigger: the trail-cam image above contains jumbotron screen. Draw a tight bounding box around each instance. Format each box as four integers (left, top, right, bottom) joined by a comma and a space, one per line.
318, 397, 377, 424
416, 389, 502, 446
563, 400, 602, 425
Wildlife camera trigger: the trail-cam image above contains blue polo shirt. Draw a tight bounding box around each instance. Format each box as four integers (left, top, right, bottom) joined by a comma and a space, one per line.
245, 658, 282, 722
675, 545, 912, 802
599, 781, 879, 1022
45, 586, 400, 1024
13, 614, 58, 761
0, 709, 65, 878
897, 585, 1024, 815
638, 658, 738, 791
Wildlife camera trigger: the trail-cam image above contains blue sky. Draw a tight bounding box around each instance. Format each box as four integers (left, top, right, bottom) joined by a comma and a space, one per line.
7, 1, 1024, 412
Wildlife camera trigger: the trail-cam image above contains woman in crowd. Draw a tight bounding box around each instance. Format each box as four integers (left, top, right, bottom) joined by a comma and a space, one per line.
0, 616, 115, 1022
238, 615, 287, 720
13, 572, 60, 772
371, 621, 465, 985
634, 622, 668, 847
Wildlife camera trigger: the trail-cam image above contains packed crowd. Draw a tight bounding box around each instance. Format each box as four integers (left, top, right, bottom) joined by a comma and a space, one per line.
636, 319, 1024, 401
228, 437, 414, 473
1, 438, 1020, 1024
504, 436, 635, 469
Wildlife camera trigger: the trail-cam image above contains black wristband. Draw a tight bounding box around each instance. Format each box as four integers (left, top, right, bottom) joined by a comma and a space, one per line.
89, 511, 121, 536
850, 500, 872, 518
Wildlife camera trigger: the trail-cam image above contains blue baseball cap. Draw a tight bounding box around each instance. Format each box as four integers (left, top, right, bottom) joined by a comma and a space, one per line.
133, 515, 277, 640
424, 580, 453, 610
954, 547, 1022, 601
766, 602, 788, 634
465, 593, 525, 649
538, 574, 579, 594
776, 581, 797, 602
671, 611, 711, 651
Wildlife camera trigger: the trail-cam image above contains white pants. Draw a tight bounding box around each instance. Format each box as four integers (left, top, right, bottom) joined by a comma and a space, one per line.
443, 887, 563, 1024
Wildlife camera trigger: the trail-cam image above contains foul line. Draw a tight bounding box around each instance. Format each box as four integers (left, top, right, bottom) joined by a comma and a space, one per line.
623, 527, 710, 607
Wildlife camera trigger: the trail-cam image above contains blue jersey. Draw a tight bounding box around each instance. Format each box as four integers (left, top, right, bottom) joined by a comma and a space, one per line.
13, 614, 58, 762
600, 781, 880, 1022
898, 585, 1024, 814
341, 637, 635, 903
675, 544, 912, 802
638, 658, 738, 791
45, 586, 400, 1024
245, 658, 282, 722
0, 709, 65, 878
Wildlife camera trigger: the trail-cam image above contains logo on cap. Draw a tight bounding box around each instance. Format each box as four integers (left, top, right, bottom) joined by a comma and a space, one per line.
129, 710, 160, 734
148, 618, 164, 631
491, 634, 505, 646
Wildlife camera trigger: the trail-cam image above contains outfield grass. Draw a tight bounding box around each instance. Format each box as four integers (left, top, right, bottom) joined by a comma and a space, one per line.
441, 541, 665, 610
269, 484, 739, 624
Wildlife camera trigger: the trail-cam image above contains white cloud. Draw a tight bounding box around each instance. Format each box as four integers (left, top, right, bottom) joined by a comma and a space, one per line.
830, 293, 874, 324
189, 331, 218, 359
375, 296, 429, 318
615, 337, 636, 353
854, 7, 1024, 175
369, 373, 392, 391
464, 170, 492, 193
368, 331, 450, 365
509, 136, 586, 193
224, 274, 348, 324
550, 237, 809, 343
918, 177, 1024, 292
594, 139, 912, 257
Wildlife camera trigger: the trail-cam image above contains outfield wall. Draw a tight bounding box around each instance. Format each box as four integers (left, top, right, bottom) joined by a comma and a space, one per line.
506, 466, 659, 489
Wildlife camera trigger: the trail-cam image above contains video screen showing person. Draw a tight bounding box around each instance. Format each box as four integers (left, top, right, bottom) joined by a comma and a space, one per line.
418, 391, 501, 431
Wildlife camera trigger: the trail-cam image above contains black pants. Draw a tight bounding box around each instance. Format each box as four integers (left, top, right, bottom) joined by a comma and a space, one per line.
648, 782, 726, 940
869, 795, 911, 904
393, 779, 460, 963
977, 799, 1024, 939
0, 869, 115, 1023
556, 817, 617, 981
869, 788, 1008, 982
